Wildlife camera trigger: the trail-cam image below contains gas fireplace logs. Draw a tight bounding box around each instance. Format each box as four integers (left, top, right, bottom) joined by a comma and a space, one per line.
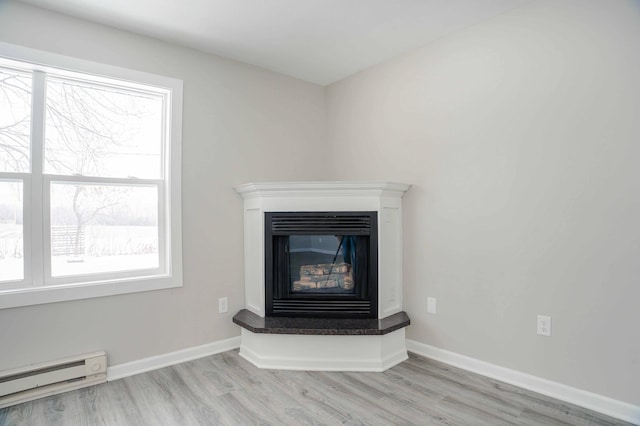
293, 262, 354, 291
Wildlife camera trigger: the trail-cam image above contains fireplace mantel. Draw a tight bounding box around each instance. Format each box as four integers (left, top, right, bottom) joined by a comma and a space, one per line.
235, 181, 411, 198
234, 181, 411, 371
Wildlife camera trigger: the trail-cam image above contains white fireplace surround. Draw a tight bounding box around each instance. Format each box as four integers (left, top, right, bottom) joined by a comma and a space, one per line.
235, 181, 411, 371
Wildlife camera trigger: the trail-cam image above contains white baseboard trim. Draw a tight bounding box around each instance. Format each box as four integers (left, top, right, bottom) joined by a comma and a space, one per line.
406, 339, 640, 425
107, 336, 241, 381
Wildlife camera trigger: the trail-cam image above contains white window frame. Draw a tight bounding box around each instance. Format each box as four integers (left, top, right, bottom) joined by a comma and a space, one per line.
0, 42, 183, 309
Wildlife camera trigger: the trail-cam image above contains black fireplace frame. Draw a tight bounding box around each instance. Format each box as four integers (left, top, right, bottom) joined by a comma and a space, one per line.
265, 211, 378, 318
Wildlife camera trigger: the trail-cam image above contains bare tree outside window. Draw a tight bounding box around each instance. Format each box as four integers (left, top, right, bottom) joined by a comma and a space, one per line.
50, 183, 159, 276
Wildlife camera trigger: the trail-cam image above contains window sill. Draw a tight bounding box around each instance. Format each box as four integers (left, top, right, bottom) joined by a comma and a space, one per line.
0, 275, 182, 309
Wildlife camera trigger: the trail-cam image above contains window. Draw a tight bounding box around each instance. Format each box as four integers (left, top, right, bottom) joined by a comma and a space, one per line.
0, 43, 183, 308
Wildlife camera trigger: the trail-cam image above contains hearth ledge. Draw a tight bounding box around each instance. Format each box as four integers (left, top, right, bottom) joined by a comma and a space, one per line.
233, 309, 409, 335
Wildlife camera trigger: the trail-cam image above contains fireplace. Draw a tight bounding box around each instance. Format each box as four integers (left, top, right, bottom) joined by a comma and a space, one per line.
233, 182, 411, 372
265, 212, 378, 318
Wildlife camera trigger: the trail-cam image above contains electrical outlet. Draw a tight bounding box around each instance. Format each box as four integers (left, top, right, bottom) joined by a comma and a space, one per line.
537, 315, 551, 336
427, 297, 437, 314
218, 297, 228, 313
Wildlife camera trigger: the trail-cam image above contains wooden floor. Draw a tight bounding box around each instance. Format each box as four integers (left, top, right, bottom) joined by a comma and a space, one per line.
0, 350, 630, 425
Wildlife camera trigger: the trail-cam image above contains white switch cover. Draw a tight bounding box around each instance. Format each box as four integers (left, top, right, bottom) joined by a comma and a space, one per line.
427, 297, 437, 314
537, 315, 551, 336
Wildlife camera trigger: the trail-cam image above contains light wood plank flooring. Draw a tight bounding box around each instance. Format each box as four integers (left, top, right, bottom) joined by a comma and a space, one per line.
0, 350, 631, 425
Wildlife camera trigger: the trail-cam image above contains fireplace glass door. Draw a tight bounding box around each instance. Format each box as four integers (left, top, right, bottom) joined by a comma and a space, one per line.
289, 235, 359, 295
266, 212, 378, 318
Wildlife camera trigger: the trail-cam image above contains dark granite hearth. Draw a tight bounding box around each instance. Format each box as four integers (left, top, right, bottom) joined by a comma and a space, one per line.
233, 309, 410, 335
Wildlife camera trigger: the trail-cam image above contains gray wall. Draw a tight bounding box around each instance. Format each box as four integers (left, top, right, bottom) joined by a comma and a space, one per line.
1, 0, 638, 409
326, 0, 640, 405
0, 1, 326, 368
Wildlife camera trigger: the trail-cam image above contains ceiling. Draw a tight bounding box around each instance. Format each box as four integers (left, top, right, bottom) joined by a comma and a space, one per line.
19, 0, 533, 86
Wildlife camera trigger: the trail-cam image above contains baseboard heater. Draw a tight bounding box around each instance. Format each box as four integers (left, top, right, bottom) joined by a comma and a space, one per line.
0, 351, 107, 409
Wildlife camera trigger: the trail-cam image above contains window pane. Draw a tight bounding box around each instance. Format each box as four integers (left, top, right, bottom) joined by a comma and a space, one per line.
50, 183, 159, 277
0, 181, 23, 282
0, 68, 31, 173
44, 77, 164, 178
